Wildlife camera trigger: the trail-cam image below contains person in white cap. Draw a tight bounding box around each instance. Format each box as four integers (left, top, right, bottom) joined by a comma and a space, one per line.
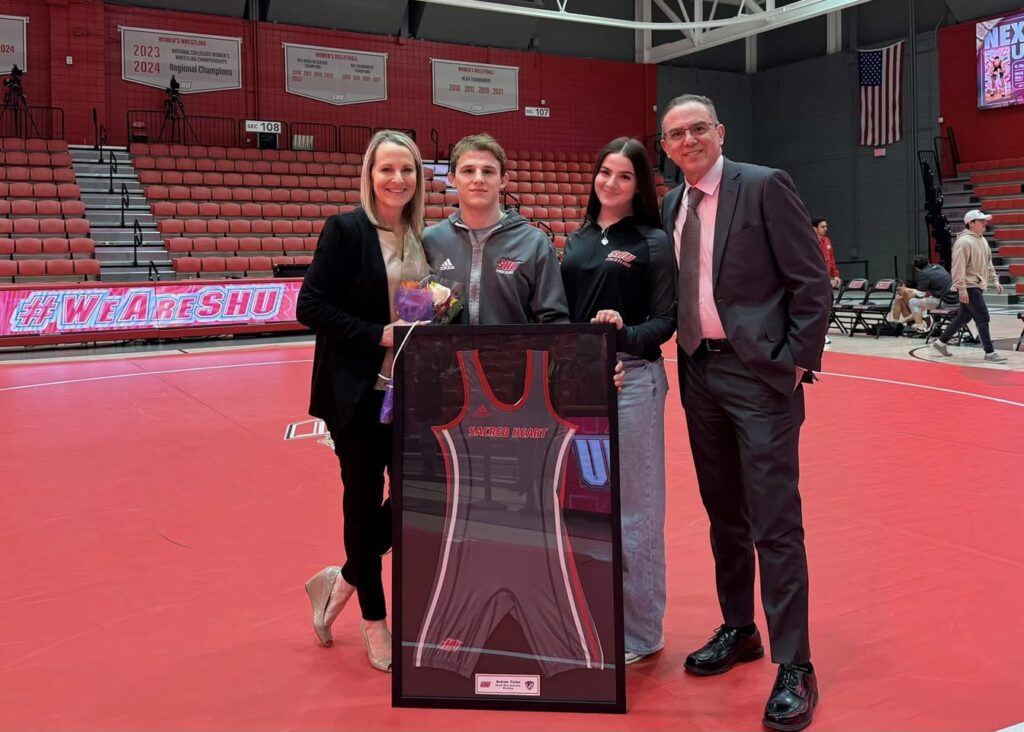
931, 210, 1007, 363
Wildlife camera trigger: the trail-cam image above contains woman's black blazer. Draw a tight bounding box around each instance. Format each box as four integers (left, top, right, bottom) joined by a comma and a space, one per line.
296, 208, 391, 430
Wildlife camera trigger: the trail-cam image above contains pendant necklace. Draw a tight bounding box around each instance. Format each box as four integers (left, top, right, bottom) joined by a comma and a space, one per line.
600, 227, 610, 246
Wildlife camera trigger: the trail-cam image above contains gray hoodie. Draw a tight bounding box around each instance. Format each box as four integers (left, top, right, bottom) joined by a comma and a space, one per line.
423, 208, 569, 325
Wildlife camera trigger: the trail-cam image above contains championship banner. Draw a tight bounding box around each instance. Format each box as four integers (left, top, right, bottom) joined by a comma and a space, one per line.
977, 11, 1024, 110
120, 26, 242, 93
0, 280, 301, 340
0, 15, 28, 75
431, 58, 518, 116
283, 43, 387, 106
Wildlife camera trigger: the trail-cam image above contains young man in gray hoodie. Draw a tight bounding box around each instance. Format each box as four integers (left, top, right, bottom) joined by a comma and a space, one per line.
423, 134, 569, 324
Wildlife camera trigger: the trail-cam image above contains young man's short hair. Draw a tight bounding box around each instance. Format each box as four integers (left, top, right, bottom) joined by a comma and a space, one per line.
449, 133, 507, 176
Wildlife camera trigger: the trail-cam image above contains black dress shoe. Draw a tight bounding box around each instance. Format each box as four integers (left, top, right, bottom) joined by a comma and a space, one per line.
683, 625, 764, 676
763, 663, 819, 731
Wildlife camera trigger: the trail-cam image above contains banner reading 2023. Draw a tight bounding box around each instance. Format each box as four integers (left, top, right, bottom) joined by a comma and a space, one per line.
120, 26, 242, 93
977, 11, 1024, 110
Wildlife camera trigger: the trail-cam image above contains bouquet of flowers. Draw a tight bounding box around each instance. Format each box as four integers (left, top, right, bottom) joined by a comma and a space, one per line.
394, 275, 463, 324
381, 276, 463, 423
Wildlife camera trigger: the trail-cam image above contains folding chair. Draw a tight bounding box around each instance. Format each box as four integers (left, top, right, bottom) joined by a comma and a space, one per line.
829, 278, 868, 335
851, 279, 898, 338
924, 301, 975, 345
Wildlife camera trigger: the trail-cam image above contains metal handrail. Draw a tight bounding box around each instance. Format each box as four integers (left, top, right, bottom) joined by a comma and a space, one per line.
120, 182, 130, 228
148, 260, 161, 282
430, 128, 441, 162
108, 149, 119, 194
132, 219, 142, 268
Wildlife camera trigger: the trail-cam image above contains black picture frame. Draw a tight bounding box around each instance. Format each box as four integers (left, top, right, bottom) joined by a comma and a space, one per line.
391, 324, 624, 713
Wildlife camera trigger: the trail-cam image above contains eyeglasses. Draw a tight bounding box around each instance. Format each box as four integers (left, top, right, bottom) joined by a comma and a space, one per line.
662, 122, 719, 142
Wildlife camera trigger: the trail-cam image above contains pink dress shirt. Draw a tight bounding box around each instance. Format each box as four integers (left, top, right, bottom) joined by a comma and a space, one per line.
673, 155, 726, 340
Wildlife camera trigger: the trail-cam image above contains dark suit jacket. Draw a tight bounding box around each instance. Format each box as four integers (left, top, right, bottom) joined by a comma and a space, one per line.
662, 157, 832, 395
296, 209, 390, 429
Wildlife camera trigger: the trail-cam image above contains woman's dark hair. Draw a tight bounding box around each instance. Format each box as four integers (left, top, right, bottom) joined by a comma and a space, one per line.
584, 137, 661, 229
811, 217, 826, 227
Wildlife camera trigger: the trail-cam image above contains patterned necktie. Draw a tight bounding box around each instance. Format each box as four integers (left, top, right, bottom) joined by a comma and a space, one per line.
677, 187, 705, 356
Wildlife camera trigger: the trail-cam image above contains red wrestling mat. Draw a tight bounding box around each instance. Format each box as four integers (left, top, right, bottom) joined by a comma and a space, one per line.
1, 345, 1022, 731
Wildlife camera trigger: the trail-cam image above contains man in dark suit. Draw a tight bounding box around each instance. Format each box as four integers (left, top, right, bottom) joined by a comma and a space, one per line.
660, 94, 831, 731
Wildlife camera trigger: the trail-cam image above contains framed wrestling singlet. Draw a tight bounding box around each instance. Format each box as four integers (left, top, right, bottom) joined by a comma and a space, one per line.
391, 325, 624, 713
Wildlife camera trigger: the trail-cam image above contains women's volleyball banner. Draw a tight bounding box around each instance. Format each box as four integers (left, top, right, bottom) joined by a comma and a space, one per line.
431, 58, 518, 115
283, 43, 387, 106
977, 11, 1024, 110
0, 280, 301, 339
120, 26, 242, 93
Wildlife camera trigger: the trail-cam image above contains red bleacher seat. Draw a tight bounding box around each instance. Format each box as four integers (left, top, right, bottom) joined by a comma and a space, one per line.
249, 256, 273, 274
0, 259, 16, 280
192, 237, 216, 254
177, 202, 199, 217
46, 259, 75, 277
226, 257, 248, 274
201, 257, 227, 273
173, 257, 201, 277
238, 237, 261, 253
13, 238, 41, 257
262, 237, 284, 253
74, 259, 100, 278
42, 238, 69, 257
17, 259, 46, 277
0, 238, 13, 256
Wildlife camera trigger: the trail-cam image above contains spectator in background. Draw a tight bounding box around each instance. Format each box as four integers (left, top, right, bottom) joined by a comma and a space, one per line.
812, 218, 841, 288
932, 210, 1007, 363
903, 256, 956, 333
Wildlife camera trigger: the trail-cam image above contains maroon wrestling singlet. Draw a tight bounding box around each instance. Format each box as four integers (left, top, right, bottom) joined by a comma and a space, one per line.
414, 349, 604, 677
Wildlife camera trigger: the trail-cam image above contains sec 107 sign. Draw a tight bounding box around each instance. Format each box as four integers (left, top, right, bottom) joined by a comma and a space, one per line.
525, 107, 550, 118
245, 120, 283, 134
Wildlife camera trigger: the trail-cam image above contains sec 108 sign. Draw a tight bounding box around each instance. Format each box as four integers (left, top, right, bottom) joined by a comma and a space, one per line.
245, 120, 282, 134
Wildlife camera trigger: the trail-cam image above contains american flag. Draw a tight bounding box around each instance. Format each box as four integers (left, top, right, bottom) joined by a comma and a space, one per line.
858, 41, 904, 146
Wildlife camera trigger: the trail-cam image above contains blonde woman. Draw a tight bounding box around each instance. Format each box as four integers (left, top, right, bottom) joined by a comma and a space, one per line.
297, 130, 428, 672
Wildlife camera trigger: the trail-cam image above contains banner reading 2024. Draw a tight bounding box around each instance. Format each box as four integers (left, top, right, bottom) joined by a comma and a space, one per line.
283, 43, 387, 106
431, 58, 518, 115
0, 15, 27, 75
977, 11, 1024, 110
120, 26, 242, 93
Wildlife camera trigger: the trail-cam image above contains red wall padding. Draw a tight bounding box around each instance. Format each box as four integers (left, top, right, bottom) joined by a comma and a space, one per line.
938, 16, 1024, 164
0, 0, 657, 155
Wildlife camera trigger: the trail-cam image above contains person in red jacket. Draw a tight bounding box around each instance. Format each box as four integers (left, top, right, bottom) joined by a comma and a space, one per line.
812, 218, 841, 288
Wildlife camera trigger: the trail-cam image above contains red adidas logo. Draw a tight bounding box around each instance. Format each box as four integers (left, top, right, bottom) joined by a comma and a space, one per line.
474, 404, 491, 418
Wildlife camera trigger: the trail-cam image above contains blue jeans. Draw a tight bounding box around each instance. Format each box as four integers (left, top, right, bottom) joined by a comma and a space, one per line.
617, 356, 669, 655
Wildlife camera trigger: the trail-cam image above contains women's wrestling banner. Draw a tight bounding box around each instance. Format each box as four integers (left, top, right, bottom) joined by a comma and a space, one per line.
282, 42, 387, 106
391, 324, 624, 713
977, 11, 1024, 110
430, 58, 518, 115
0, 15, 27, 75
120, 26, 242, 93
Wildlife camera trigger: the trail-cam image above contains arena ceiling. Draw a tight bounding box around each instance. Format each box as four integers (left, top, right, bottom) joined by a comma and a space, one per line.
109, 0, 1024, 70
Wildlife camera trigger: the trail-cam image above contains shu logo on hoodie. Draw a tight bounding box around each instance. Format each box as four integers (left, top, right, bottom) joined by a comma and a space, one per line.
495, 257, 521, 275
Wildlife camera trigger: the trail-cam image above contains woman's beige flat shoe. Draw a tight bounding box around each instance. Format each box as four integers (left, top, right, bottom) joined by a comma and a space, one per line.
361, 620, 393, 673
304, 566, 354, 647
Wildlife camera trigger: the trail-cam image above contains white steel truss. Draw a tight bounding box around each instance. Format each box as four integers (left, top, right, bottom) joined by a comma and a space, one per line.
416, 0, 873, 64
